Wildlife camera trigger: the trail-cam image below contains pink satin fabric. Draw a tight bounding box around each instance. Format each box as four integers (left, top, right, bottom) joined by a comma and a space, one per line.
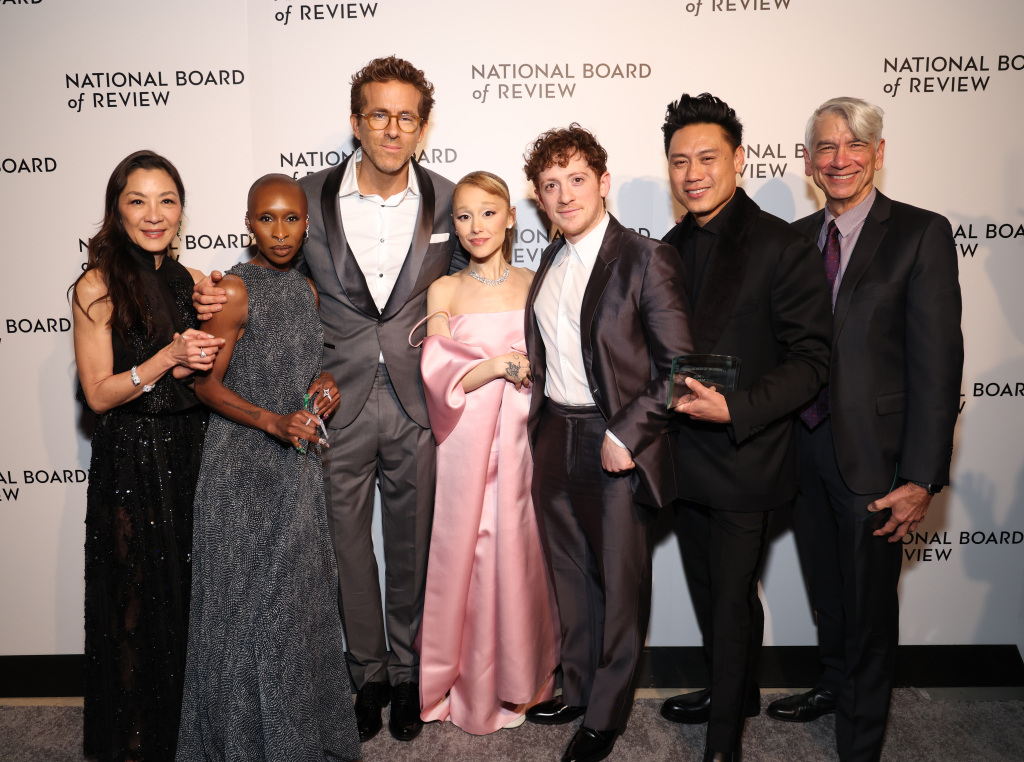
417, 310, 559, 735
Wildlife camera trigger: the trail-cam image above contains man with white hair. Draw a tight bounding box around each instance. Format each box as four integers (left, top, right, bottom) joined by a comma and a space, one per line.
766, 97, 963, 762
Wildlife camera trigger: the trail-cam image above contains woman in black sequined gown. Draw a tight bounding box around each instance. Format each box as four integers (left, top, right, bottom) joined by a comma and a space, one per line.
71, 151, 224, 762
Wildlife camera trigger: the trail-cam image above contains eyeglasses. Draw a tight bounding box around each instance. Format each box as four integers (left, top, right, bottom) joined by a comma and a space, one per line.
355, 111, 424, 133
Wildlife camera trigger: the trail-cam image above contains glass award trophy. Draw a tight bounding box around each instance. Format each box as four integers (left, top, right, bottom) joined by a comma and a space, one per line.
667, 354, 742, 408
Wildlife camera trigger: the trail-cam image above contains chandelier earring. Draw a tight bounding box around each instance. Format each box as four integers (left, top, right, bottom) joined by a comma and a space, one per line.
304, 216, 309, 242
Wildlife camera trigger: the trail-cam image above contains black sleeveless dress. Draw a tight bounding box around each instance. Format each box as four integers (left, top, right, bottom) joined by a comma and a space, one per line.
83, 244, 207, 762
176, 262, 360, 762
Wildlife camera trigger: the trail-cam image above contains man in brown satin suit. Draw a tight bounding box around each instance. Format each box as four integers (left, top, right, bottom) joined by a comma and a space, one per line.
521, 123, 694, 762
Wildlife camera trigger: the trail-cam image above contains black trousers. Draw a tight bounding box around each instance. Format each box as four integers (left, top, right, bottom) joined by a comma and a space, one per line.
532, 401, 655, 732
792, 419, 902, 762
676, 499, 770, 752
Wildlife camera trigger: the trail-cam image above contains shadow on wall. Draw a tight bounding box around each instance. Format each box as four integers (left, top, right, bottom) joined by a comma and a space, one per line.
954, 205, 1024, 651
614, 176, 675, 239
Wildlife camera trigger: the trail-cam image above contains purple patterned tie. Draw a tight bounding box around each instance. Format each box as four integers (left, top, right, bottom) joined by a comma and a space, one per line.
800, 221, 840, 430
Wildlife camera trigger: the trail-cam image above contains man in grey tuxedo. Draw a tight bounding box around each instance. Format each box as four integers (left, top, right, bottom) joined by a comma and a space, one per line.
196, 56, 464, 744
299, 56, 466, 744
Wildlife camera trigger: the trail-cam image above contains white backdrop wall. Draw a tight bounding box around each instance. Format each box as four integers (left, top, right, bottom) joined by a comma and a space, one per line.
2, 0, 1022, 660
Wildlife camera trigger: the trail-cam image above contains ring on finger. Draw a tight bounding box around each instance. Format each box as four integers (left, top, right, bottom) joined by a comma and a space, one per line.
200, 348, 207, 359
305, 416, 312, 426
323, 388, 332, 401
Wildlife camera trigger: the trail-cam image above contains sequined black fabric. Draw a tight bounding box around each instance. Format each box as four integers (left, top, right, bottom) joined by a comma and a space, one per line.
83, 248, 206, 762
176, 263, 360, 762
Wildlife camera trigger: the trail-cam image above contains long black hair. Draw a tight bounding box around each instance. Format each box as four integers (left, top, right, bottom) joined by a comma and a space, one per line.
70, 150, 186, 339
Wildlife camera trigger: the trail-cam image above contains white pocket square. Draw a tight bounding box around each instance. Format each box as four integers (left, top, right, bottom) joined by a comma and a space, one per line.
429, 233, 450, 243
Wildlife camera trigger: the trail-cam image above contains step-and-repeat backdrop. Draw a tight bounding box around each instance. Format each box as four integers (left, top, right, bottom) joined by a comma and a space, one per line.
2, 0, 1022, 659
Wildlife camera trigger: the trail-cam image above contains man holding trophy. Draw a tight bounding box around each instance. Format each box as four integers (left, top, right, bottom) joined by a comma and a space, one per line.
657, 92, 833, 762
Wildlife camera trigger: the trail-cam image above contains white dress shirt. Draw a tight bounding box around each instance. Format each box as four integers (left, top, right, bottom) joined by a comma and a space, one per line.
535, 212, 609, 406
534, 212, 627, 450
338, 148, 420, 314
338, 148, 420, 362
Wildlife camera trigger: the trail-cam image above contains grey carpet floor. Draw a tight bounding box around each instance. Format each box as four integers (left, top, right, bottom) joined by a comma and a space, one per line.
2, 690, 1022, 761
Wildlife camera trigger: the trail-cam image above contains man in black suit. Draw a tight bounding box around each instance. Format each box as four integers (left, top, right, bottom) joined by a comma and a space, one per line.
766, 97, 963, 762
520, 124, 693, 762
656, 94, 833, 762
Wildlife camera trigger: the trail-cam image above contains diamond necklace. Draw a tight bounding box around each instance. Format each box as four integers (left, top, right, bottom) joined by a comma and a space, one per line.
469, 265, 510, 286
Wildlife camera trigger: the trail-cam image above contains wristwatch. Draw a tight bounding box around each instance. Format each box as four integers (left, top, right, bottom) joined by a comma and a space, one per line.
130, 366, 155, 393
906, 480, 942, 495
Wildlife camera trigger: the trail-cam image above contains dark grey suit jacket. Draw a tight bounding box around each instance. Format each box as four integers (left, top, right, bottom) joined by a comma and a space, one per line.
667, 188, 833, 512
525, 214, 694, 509
298, 156, 465, 429
793, 190, 963, 494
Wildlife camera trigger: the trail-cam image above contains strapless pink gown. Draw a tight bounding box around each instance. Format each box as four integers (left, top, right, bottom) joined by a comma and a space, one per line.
417, 310, 559, 735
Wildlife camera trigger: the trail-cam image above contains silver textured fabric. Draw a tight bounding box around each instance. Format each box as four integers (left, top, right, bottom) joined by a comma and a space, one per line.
176, 262, 360, 761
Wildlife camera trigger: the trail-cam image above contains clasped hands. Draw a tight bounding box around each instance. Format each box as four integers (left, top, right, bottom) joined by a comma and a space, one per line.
271, 372, 342, 451
169, 328, 224, 377
499, 351, 531, 391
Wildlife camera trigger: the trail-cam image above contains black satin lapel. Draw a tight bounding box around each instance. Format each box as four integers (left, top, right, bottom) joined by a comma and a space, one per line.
323, 158, 378, 318
526, 238, 564, 416
691, 192, 756, 353
579, 220, 618, 372
383, 161, 434, 320
833, 194, 890, 341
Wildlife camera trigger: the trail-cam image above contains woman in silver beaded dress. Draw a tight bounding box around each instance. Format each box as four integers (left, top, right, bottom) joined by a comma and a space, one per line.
175, 174, 360, 762
72, 150, 224, 762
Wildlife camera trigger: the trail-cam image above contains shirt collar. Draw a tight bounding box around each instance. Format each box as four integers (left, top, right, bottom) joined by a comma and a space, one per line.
679, 188, 740, 239
339, 147, 420, 204
824, 186, 876, 237
563, 210, 610, 269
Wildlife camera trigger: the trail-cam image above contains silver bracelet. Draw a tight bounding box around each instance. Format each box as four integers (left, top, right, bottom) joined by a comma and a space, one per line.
130, 366, 155, 393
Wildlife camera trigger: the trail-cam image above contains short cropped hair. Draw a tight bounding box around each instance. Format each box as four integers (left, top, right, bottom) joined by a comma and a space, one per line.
523, 123, 608, 187
349, 55, 436, 121
662, 92, 744, 155
805, 97, 884, 151
453, 171, 516, 263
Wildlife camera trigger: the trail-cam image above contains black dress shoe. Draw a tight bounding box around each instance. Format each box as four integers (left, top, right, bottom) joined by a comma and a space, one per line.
526, 698, 587, 725
388, 681, 424, 741
703, 748, 740, 762
561, 726, 618, 762
660, 687, 761, 724
766, 687, 837, 722
354, 681, 390, 742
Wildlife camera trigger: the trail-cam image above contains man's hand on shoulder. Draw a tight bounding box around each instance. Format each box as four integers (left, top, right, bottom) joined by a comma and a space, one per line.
193, 270, 227, 321
868, 482, 932, 542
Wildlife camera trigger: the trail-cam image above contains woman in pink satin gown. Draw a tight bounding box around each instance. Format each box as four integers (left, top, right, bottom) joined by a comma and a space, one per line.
414, 171, 559, 735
